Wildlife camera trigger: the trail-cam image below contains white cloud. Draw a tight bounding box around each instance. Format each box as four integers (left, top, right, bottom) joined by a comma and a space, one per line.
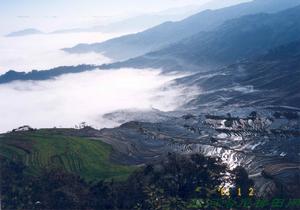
0, 68, 197, 133
0, 32, 126, 73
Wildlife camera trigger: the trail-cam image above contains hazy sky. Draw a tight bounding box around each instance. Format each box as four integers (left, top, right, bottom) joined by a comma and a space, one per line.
0, 0, 252, 72
0, 0, 250, 33
0, 32, 116, 72
1, 0, 211, 17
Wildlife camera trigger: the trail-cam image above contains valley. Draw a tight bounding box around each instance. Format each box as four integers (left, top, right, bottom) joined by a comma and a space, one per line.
1, 0, 300, 209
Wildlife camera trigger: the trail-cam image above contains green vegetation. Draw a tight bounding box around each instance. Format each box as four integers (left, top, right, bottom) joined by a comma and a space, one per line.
0, 129, 135, 181
1, 153, 256, 210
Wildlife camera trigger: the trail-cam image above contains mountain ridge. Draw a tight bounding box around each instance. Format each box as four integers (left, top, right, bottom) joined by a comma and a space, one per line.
5, 28, 44, 37
105, 5, 300, 71
64, 0, 300, 61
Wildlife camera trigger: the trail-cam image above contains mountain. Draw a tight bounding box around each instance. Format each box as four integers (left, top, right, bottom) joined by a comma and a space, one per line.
64, 0, 300, 61
99, 105, 300, 198
1, 129, 258, 210
176, 41, 300, 109
2, 109, 299, 209
2, 6, 300, 85
88, 40, 300, 196
5, 28, 44, 37
195, 0, 252, 10
52, 5, 202, 34
107, 5, 300, 71
52, 0, 250, 34
2, 2, 300, 207
0, 65, 97, 84
0, 128, 135, 181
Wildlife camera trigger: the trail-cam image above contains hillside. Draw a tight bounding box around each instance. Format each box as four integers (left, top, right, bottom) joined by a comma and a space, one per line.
0, 128, 135, 181
174, 41, 300, 109
63, 0, 300, 60
109, 5, 300, 71
2, 3, 300, 85
0, 64, 97, 84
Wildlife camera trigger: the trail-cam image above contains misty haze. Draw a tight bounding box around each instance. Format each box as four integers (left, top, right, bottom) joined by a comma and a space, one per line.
0, 32, 116, 73
1, 0, 300, 209
0, 68, 195, 133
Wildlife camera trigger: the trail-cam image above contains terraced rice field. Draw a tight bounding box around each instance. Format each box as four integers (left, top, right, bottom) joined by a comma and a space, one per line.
0, 129, 135, 181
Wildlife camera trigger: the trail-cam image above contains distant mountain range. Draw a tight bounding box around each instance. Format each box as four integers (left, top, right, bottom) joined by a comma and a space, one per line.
110, 5, 300, 71
5, 28, 44, 37
4, 0, 250, 38
177, 41, 300, 109
4, 9, 194, 37
2, 1, 300, 206
52, 5, 203, 34
3, 4, 208, 38
1, 0, 300, 98
63, 0, 300, 61
0, 65, 96, 84
51, 0, 251, 34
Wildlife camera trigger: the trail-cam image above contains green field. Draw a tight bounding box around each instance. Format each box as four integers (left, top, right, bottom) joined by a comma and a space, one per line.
0, 129, 135, 182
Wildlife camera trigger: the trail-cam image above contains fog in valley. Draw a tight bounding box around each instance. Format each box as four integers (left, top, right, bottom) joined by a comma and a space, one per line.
0, 0, 249, 132
0, 68, 197, 133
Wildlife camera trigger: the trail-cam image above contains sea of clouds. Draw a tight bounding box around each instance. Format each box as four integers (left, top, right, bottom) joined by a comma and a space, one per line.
0, 30, 199, 133
0, 68, 197, 133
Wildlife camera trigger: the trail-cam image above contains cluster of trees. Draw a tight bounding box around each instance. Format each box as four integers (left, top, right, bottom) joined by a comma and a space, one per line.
1, 154, 254, 210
